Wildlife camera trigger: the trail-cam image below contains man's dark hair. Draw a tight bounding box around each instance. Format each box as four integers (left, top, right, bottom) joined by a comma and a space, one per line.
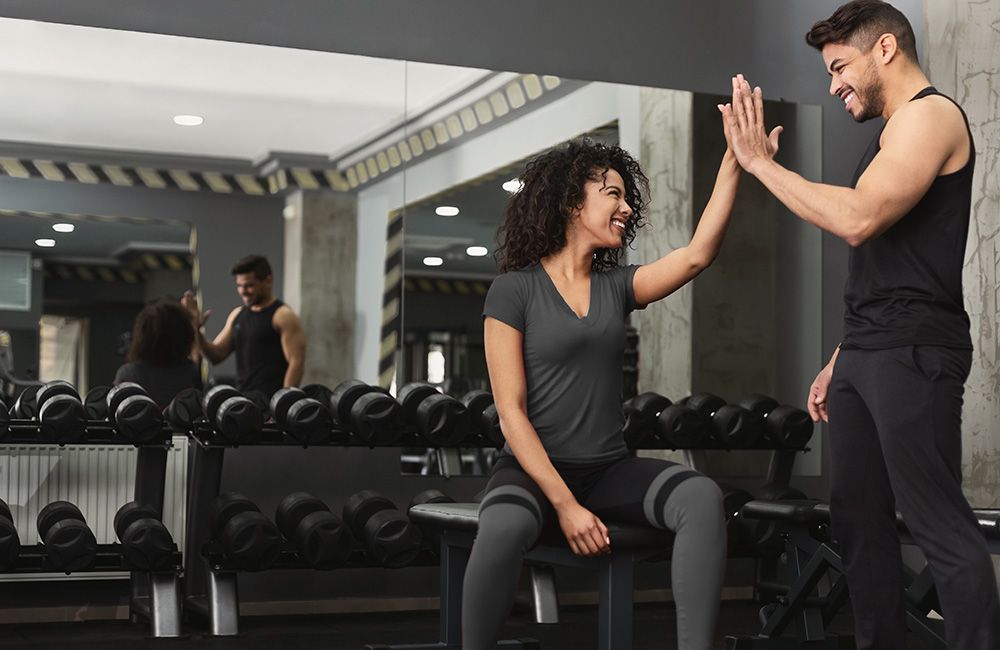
231, 254, 272, 280
127, 299, 195, 367
806, 0, 918, 64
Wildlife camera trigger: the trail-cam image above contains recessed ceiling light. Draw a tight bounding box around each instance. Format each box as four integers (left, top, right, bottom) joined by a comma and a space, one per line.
435, 206, 460, 217
423, 256, 444, 267
466, 246, 488, 257
173, 114, 204, 127
52, 223, 75, 233
502, 178, 524, 193
35, 238, 56, 248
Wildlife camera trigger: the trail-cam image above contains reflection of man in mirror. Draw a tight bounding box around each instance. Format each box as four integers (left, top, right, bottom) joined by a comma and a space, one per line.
182, 255, 305, 398
720, 1, 1000, 648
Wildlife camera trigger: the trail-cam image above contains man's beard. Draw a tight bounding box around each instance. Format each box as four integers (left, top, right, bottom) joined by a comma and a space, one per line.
853, 58, 885, 123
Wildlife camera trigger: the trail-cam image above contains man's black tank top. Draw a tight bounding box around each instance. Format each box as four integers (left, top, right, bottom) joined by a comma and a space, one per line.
842, 87, 974, 350
233, 299, 288, 397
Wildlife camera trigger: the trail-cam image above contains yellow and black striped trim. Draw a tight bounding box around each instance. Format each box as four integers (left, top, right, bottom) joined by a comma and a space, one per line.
404, 276, 490, 296
42, 252, 193, 284
378, 209, 404, 389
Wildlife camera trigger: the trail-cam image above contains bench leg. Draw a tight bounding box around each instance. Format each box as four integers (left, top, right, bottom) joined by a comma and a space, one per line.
597, 553, 634, 650
530, 565, 559, 624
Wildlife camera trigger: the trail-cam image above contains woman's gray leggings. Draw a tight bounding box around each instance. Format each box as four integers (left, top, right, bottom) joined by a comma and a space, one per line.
462, 455, 726, 650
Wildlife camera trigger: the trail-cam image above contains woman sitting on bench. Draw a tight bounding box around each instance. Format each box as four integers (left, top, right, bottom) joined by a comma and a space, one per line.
466, 131, 743, 650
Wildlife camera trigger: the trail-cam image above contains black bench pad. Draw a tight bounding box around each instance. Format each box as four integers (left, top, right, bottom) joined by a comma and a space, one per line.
410, 503, 675, 550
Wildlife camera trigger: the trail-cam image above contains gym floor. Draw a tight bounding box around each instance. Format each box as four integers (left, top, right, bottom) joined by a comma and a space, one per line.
0, 600, 937, 649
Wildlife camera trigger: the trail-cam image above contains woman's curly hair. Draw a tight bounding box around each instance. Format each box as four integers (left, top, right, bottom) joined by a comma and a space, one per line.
495, 139, 649, 273
127, 299, 195, 367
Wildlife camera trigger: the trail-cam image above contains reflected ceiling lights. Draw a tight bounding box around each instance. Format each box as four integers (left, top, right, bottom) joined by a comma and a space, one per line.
502, 178, 524, 193
173, 114, 204, 126
466, 246, 488, 257
423, 256, 444, 267
52, 223, 75, 233
35, 238, 56, 248
435, 206, 460, 217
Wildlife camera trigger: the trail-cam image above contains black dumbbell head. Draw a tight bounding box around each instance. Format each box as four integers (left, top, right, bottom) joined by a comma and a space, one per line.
275, 492, 328, 539
106, 382, 146, 419
36, 381, 80, 409
220, 510, 282, 571
330, 379, 376, 428
415, 393, 471, 446
623, 392, 671, 448
209, 492, 259, 540
84, 386, 111, 420
364, 509, 423, 568
114, 394, 164, 444
460, 390, 493, 417
114, 502, 175, 571
269, 387, 306, 423
295, 510, 352, 569
202, 385, 241, 424
396, 383, 439, 424
37, 501, 96, 572
716, 483, 756, 556
478, 403, 503, 446
302, 384, 334, 408
350, 391, 402, 445
711, 404, 764, 448
765, 405, 813, 448
166, 388, 204, 431
38, 394, 87, 444
343, 490, 396, 541
214, 395, 264, 444
13, 385, 39, 419
656, 404, 707, 448
737, 394, 780, 421
284, 398, 333, 445
0, 498, 19, 571
408, 489, 455, 512
685, 392, 727, 420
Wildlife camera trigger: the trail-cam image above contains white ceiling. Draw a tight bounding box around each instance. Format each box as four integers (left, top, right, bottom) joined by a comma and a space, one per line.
0, 18, 489, 161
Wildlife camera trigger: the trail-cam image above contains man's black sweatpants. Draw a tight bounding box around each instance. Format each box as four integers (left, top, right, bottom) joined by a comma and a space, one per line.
828, 345, 1000, 650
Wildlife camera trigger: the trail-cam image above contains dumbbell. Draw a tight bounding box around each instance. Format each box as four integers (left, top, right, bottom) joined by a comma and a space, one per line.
622, 392, 671, 448
37, 501, 97, 572
106, 382, 165, 444
409, 489, 456, 512
684, 392, 763, 448
202, 385, 264, 444
343, 490, 423, 568
655, 399, 709, 448
35, 381, 88, 444
209, 492, 282, 570
11, 385, 39, 419
716, 483, 756, 557
329, 379, 403, 445
0, 497, 20, 571
84, 386, 110, 420
113, 502, 176, 571
275, 492, 352, 569
397, 382, 472, 447
461, 390, 503, 446
166, 388, 204, 432
270, 388, 333, 445
737, 394, 814, 449
302, 384, 334, 408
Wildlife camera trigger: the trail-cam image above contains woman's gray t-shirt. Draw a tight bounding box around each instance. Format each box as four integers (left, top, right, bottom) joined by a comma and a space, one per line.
483, 263, 641, 464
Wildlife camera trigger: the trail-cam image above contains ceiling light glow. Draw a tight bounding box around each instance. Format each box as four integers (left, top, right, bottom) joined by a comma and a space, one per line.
435, 206, 460, 217
52, 223, 75, 233
466, 246, 488, 257
35, 238, 56, 248
423, 256, 444, 267
502, 178, 524, 193
173, 114, 204, 127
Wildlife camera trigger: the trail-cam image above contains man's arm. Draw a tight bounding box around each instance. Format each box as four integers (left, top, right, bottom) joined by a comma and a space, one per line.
274, 306, 305, 387
722, 76, 968, 246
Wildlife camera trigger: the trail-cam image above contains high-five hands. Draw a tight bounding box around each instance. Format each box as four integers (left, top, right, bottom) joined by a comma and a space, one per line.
181, 290, 212, 328
718, 74, 783, 175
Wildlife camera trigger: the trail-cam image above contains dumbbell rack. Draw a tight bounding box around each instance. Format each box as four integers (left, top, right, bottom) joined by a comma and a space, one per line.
182, 420, 456, 636
0, 419, 183, 637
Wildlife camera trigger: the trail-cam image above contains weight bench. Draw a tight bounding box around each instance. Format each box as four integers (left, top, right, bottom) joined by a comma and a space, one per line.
365, 502, 675, 650
725, 499, 1000, 650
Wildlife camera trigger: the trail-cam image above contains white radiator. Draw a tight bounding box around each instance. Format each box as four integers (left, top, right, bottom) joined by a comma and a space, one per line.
0, 436, 188, 581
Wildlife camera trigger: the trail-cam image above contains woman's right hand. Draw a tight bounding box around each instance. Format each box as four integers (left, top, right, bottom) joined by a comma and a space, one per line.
556, 501, 610, 556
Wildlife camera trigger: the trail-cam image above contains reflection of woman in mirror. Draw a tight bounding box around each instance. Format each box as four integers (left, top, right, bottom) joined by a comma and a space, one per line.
114, 299, 203, 409
467, 137, 741, 649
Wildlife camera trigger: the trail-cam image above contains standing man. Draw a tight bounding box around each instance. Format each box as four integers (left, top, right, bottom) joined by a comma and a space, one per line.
183, 255, 305, 398
719, 1, 1000, 649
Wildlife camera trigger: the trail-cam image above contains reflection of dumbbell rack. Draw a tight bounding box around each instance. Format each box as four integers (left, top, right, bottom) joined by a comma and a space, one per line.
1, 416, 182, 637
